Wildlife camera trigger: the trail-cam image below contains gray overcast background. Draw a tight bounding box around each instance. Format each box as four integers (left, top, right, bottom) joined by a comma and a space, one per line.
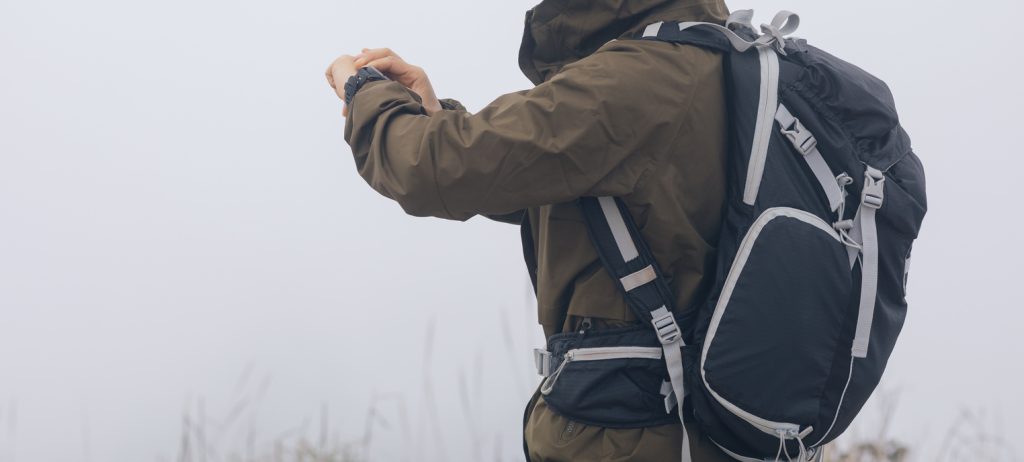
1, 0, 1020, 460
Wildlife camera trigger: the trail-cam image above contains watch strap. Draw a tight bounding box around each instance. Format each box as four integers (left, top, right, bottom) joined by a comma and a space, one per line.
344, 66, 388, 106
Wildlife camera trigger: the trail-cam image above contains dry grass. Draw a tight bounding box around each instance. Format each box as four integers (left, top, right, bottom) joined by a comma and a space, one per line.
168, 375, 1015, 462
164, 312, 1016, 462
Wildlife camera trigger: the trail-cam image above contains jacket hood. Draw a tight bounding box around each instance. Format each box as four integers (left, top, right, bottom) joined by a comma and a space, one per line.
518, 0, 730, 85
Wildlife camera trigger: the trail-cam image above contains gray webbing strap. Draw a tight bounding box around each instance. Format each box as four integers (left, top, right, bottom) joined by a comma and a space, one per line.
852, 167, 884, 358
643, 21, 664, 38
660, 380, 678, 413
620, 265, 657, 292
598, 197, 640, 262
663, 10, 800, 54
775, 105, 845, 213
651, 306, 691, 462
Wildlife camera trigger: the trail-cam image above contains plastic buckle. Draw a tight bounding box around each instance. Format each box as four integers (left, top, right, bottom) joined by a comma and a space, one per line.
651, 307, 681, 345
533, 348, 552, 377
780, 117, 818, 156
861, 168, 885, 210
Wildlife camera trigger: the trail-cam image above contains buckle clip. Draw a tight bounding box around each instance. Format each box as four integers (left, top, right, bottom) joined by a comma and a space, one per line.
861, 167, 885, 210
780, 117, 818, 155
534, 348, 553, 377
651, 307, 681, 345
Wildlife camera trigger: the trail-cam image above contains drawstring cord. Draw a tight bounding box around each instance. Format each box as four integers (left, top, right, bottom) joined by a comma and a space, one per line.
773, 428, 815, 462
773, 432, 785, 461
796, 435, 809, 461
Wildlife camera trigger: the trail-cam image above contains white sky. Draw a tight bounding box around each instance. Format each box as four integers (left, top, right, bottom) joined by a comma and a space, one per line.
1, 0, 1021, 461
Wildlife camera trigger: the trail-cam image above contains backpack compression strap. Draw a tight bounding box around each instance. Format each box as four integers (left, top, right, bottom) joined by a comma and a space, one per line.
578, 196, 692, 461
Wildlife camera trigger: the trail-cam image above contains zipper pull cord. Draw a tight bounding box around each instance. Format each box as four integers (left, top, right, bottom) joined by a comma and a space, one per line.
539, 351, 572, 396
796, 426, 813, 461
773, 430, 786, 462
543, 318, 592, 396
797, 438, 809, 461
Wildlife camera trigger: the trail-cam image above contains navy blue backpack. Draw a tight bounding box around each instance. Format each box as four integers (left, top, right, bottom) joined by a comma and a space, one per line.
533, 10, 927, 461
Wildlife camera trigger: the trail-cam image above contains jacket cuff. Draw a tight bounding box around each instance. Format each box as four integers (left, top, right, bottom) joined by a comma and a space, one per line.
439, 98, 467, 112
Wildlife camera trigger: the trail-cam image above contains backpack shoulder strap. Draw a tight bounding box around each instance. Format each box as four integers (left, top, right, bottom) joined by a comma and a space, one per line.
578, 196, 693, 461
577, 197, 679, 331
630, 20, 735, 53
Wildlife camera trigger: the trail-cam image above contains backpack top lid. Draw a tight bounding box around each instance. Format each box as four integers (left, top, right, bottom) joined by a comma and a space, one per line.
637, 11, 916, 179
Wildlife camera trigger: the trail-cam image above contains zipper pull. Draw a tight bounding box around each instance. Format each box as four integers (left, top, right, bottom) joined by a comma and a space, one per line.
579, 317, 593, 335
540, 350, 572, 396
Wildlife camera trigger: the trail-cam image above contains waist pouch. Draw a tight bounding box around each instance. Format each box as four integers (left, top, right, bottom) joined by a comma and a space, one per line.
537, 324, 680, 428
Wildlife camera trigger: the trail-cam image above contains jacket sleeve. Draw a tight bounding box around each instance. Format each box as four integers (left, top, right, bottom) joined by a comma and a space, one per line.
437, 98, 525, 225
343, 41, 689, 221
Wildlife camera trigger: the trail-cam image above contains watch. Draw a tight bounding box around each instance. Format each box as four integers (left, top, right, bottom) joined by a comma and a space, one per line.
344, 66, 388, 106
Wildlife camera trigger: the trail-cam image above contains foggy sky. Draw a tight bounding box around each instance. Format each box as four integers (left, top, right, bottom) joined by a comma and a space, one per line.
1, 0, 1021, 460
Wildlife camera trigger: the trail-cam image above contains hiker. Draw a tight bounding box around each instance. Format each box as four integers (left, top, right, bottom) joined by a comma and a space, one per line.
326, 0, 731, 459
326, 0, 927, 461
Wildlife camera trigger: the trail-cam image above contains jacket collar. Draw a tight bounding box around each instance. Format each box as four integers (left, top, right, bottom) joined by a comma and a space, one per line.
518, 0, 730, 85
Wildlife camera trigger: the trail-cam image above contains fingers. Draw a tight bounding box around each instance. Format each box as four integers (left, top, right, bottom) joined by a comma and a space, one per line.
353, 47, 400, 68
366, 56, 424, 87
325, 63, 336, 88
326, 54, 358, 98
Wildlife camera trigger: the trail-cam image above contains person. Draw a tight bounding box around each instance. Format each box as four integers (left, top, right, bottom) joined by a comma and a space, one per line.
325, 0, 736, 459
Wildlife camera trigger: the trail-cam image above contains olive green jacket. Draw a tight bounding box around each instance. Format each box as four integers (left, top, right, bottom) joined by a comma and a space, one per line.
344, 0, 732, 459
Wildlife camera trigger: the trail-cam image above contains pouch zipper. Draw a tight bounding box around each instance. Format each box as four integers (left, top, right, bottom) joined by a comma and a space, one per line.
540, 345, 663, 395
565, 346, 663, 362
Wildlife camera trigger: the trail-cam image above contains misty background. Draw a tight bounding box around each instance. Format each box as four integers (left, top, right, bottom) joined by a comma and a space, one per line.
1, 0, 1020, 460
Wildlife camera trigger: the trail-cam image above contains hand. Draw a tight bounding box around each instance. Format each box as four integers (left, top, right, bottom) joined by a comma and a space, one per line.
325, 55, 358, 117
353, 48, 443, 115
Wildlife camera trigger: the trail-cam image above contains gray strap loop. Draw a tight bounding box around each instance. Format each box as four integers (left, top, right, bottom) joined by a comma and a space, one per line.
725, 9, 758, 35
620, 265, 658, 292
851, 167, 885, 358
765, 11, 801, 36
775, 104, 845, 213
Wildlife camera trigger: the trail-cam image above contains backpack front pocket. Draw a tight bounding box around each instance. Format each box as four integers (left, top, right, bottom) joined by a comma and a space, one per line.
700, 207, 853, 437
